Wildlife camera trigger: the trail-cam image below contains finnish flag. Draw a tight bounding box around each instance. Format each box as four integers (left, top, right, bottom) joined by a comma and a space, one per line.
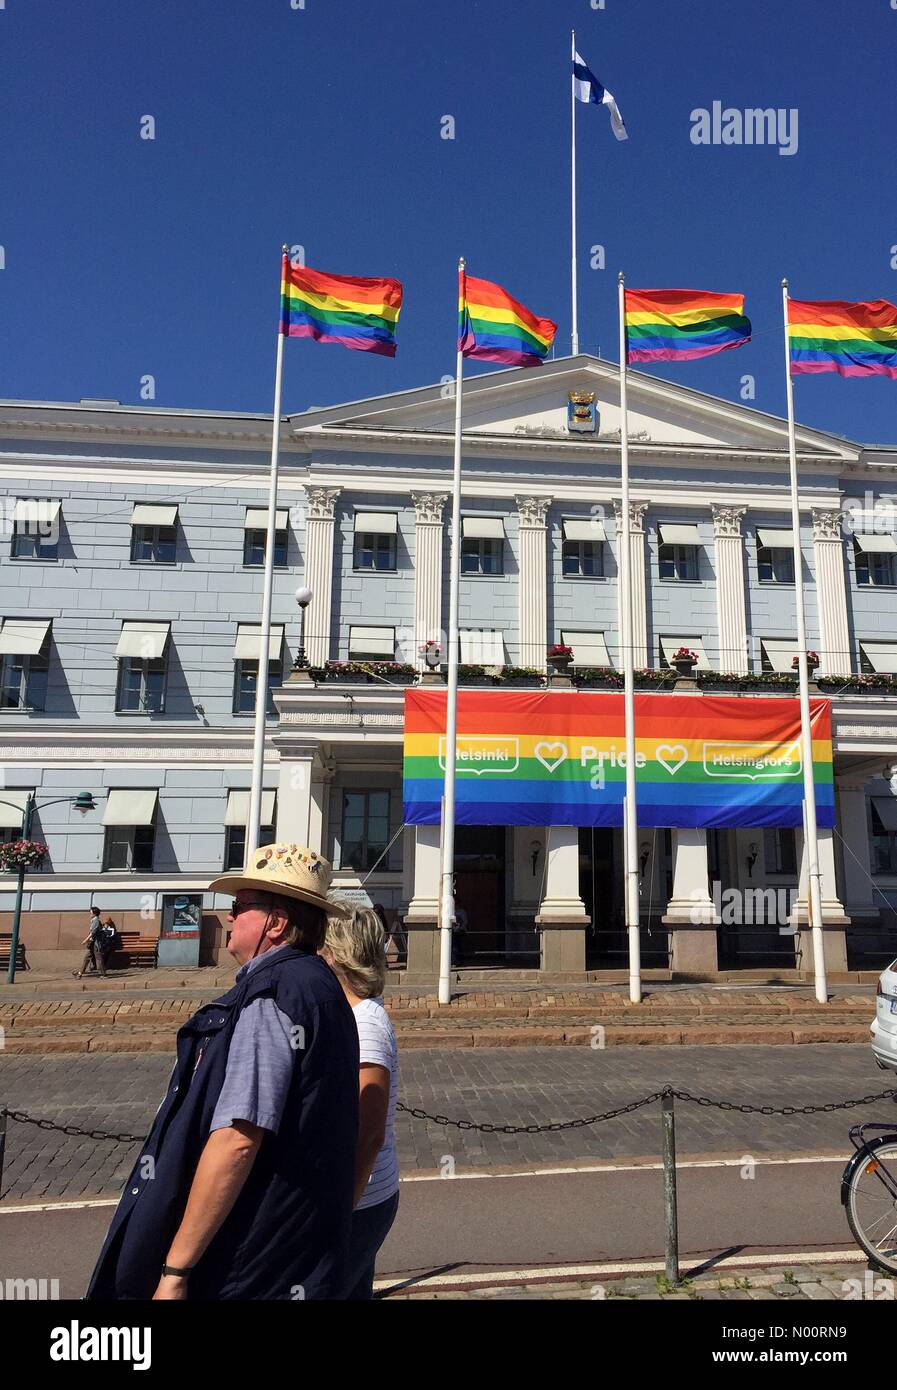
573, 51, 628, 141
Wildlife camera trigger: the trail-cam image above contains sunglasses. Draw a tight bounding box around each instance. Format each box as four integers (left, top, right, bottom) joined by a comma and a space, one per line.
230, 899, 271, 918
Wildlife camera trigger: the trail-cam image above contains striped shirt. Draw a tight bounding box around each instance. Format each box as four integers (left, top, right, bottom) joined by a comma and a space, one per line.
353, 997, 399, 1211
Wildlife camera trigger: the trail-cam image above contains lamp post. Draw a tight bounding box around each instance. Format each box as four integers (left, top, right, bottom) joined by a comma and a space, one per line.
292, 586, 313, 677
2, 791, 96, 984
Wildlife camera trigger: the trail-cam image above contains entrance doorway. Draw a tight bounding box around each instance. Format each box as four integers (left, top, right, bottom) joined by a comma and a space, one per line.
580, 827, 671, 967
453, 825, 506, 964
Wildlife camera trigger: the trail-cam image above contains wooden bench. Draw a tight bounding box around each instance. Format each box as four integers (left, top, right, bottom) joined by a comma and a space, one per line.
0, 933, 28, 971
110, 931, 158, 969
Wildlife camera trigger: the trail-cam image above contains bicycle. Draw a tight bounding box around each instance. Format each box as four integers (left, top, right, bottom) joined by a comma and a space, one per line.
841, 1105, 897, 1276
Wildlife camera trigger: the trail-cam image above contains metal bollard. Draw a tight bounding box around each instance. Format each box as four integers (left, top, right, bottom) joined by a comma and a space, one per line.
661, 1089, 680, 1284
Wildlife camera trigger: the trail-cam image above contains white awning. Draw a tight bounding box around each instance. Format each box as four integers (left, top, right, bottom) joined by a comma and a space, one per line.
233, 624, 285, 662
0, 790, 33, 828
860, 641, 897, 674
873, 797, 897, 832
760, 637, 798, 672
462, 517, 505, 540
855, 532, 897, 553
103, 788, 158, 827
244, 508, 288, 530
658, 522, 700, 546
660, 636, 711, 670
563, 518, 606, 543
224, 789, 277, 827
131, 504, 178, 527
348, 626, 395, 658
354, 512, 397, 534
13, 498, 61, 526
115, 621, 171, 660
561, 630, 610, 666
0, 619, 51, 656
757, 527, 795, 549
460, 629, 505, 665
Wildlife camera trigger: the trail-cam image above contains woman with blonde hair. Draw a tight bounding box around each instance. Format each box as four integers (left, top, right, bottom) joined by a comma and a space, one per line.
322, 907, 399, 1299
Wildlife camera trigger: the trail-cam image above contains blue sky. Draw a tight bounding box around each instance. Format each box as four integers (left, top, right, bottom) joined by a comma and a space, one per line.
1, 0, 896, 443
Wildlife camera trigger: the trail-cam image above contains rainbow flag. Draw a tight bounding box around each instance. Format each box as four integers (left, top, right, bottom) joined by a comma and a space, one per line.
788, 297, 897, 378
625, 288, 751, 363
459, 273, 557, 367
281, 261, 403, 356
403, 690, 834, 830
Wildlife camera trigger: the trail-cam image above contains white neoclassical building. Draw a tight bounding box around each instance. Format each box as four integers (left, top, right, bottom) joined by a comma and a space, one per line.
2, 355, 897, 983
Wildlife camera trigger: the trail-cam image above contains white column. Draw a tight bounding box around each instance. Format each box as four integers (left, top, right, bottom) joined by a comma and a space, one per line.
515, 495, 551, 671
275, 740, 319, 847
405, 824, 441, 921
812, 508, 851, 676
411, 492, 448, 670
662, 828, 715, 923
838, 777, 878, 919
303, 487, 341, 669
308, 757, 335, 855
711, 504, 748, 673
613, 500, 648, 667
794, 825, 850, 924
536, 826, 588, 921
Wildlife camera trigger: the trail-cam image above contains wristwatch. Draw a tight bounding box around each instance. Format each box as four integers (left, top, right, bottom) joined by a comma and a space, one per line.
161, 1263, 193, 1278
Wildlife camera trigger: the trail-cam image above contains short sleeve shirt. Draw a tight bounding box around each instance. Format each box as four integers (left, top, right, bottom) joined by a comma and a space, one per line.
210, 945, 298, 1135
353, 997, 400, 1210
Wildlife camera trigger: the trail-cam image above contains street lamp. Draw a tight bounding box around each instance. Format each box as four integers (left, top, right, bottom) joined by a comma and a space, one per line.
292, 586, 313, 676
2, 791, 96, 983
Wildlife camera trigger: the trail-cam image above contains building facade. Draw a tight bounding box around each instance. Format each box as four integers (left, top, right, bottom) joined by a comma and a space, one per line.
2, 356, 897, 981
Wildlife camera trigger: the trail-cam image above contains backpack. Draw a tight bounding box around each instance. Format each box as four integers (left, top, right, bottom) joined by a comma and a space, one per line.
101, 924, 122, 952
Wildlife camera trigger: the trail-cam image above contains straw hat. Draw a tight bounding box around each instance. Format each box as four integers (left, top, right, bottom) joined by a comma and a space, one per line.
209, 842, 351, 917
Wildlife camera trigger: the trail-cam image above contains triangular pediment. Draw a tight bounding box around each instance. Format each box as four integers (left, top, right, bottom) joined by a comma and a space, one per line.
288, 355, 858, 458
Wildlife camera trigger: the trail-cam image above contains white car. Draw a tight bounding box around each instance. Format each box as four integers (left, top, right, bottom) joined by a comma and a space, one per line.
871, 958, 897, 1072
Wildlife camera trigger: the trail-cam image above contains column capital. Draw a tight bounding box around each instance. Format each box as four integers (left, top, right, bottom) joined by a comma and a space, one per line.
812, 507, 844, 543
515, 495, 551, 529
612, 499, 647, 531
711, 503, 747, 538
304, 486, 341, 520
411, 492, 449, 525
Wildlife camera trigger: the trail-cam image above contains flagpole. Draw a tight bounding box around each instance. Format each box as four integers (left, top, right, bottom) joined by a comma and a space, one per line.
571, 29, 579, 356
438, 256, 466, 1005
781, 278, 828, 1004
618, 273, 641, 1003
246, 246, 289, 865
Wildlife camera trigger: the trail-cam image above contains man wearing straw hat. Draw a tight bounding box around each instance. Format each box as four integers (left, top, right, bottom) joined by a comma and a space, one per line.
86, 843, 359, 1301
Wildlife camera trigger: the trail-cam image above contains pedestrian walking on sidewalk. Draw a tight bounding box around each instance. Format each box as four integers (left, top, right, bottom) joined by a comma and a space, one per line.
73, 905, 106, 978
322, 908, 400, 1299
85, 844, 359, 1301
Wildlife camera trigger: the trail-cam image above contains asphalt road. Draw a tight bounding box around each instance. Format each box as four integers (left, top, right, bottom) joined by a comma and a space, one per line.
0, 1155, 859, 1298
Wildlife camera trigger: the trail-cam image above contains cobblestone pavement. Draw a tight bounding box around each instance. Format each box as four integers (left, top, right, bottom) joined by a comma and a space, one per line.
383, 1262, 890, 1300
0, 1045, 892, 1200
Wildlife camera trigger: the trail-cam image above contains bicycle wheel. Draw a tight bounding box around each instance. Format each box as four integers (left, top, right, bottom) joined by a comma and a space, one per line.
844, 1137, 897, 1275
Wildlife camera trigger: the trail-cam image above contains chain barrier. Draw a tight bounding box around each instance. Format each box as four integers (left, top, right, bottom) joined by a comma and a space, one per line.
2, 1082, 895, 1148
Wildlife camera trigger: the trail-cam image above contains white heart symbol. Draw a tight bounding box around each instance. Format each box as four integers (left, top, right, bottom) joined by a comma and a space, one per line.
535, 741, 568, 774
656, 744, 689, 776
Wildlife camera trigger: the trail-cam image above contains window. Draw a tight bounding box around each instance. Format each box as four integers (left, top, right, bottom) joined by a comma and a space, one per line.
854, 535, 897, 587
115, 622, 170, 714
658, 523, 700, 581
561, 631, 611, 667
102, 789, 158, 871
11, 499, 60, 560
562, 519, 604, 577
0, 791, 32, 843
759, 638, 798, 673
353, 513, 397, 571
859, 642, 897, 675
348, 627, 395, 661
341, 790, 390, 871
233, 660, 282, 714
461, 517, 504, 575
764, 827, 797, 875
130, 505, 177, 563
223, 789, 276, 868
0, 620, 51, 710
658, 636, 710, 670
459, 630, 505, 665
243, 509, 288, 567
103, 825, 155, 871
756, 528, 795, 583
871, 801, 897, 874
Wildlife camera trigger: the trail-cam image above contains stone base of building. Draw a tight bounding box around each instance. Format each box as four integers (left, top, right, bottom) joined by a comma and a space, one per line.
665, 923, 720, 976
534, 919, 588, 974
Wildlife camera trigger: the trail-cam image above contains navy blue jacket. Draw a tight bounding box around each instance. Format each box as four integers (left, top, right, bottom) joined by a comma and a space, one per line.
86, 946, 359, 1301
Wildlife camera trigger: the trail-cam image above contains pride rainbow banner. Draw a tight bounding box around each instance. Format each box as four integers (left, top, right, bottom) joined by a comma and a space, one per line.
403, 691, 834, 829
787, 296, 897, 378
625, 288, 752, 362
280, 260, 403, 356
